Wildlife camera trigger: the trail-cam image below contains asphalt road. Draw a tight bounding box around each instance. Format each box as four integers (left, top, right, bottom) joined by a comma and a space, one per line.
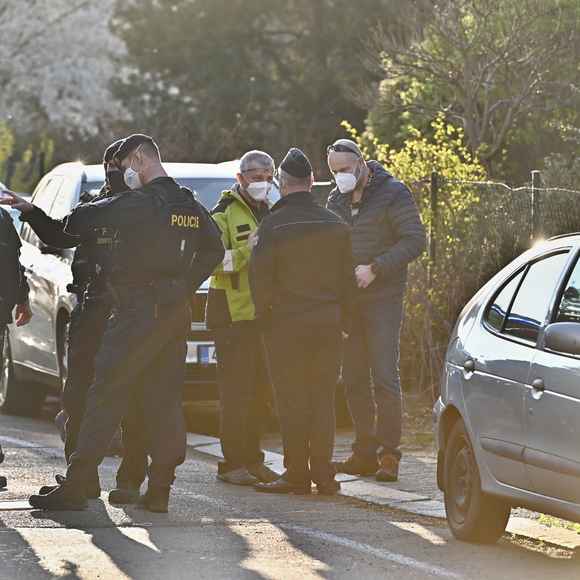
0, 414, 579, 580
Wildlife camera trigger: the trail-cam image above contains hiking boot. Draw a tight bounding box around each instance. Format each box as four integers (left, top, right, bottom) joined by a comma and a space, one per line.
217, 467, 258, 486
332, 454, 378, 476
109, 484, 141, 505
254, 477, 311, 495
0, 476, 6, 489
247, 463, 279, 483
29, 484, 87, 511
138, 486, 170, 513
316, 480, 341, 496
39, 474, 100, 499
375, 453, 400, 483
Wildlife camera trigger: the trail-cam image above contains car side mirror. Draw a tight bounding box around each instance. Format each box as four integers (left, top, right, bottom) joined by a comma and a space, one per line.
544, 322, 580, 356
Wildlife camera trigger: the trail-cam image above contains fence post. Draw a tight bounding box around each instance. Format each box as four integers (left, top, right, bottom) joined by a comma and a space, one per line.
428, 171, 439, 290
531, 170, 542, 241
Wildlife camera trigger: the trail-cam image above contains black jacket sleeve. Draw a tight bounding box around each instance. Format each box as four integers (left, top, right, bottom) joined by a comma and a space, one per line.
63, 194, 137, 236
249, 217, 276, 320
0, 209, 29, 308
189, 201, 225, 292
20, 206, 80, 249
373, 183, 426, 277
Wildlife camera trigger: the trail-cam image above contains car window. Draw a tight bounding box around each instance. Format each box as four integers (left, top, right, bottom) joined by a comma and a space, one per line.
556, 255, 580, 323
50, 176, 79, 219
80, 180, 105, 200
22, 177, 64, 248
503, 252, 569, 343
485, 269, 525, 333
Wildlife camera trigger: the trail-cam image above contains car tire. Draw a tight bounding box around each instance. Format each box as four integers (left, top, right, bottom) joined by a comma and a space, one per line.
0, 327, 46, 417
444, 420, 511, 544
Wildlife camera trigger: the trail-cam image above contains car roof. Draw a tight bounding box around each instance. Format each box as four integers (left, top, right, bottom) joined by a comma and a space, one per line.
48, 161, 239, 182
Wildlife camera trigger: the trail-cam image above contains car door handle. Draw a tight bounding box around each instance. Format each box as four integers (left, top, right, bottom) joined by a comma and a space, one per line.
463, 359, 476, 373
532, 378, 545, 392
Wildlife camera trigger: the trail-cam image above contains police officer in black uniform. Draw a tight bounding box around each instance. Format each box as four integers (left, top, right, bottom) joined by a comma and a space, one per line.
29, 134, 224, 512
6, 141, 149, 504
0, 199, 32, 488
250, 148, 355, 495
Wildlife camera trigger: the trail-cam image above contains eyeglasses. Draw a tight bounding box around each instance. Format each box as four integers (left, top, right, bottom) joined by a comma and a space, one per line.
327, 143, 361, 157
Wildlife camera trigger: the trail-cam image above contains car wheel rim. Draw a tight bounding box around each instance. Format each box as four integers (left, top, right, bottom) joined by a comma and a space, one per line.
0, 330, 10, 407
450, 438, 473, 524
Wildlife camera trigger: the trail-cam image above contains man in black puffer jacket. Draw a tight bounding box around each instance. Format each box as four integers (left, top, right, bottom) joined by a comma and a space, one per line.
326, 139, 426, 482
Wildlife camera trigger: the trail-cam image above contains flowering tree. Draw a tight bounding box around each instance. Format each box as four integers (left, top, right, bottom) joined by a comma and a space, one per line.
0, 0, 126, 136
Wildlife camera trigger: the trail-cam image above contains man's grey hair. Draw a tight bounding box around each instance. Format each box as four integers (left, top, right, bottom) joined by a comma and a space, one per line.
278, 168, 312, 191
240, 150, 275, 173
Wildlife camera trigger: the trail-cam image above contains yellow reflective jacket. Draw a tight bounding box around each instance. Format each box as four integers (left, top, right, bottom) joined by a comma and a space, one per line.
205, 186, 269, 328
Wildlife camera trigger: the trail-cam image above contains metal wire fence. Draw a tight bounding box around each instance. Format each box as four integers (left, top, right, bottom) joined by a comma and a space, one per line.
314, 172, 580, 399
404, 172, 580, 399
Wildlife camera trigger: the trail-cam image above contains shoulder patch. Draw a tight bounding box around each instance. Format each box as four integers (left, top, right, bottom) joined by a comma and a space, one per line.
211, 196, 236, 216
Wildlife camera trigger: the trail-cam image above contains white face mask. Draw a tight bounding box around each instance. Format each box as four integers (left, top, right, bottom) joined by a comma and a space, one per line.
335, 172, 358, 194
246, 181, 271, 201
123, 167, 142, 190
123, 145, 144, 190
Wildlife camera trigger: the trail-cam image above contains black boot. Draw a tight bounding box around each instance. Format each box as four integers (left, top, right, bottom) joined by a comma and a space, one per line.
39, 474, 101, 499
332, 454, 378, 476
0, 476, 6, 489
316, 480, 341, 496
138, 486, 170, 513
29, 483, 87, 510
109, 483, 141, 505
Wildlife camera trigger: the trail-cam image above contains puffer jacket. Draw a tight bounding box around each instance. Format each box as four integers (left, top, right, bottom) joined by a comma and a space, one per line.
326, 160, 426, 298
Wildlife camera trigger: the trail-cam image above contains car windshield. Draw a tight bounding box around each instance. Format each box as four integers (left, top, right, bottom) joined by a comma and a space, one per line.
81, 176, 282, 209
80, 177, 237, 211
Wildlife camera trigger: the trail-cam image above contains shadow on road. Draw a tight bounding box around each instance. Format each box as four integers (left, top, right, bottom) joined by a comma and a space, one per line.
25, 499, 269, 579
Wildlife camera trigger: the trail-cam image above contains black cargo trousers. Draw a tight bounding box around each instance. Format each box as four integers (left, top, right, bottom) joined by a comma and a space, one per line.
62, 294, 148, 489
66, 287, 189, 490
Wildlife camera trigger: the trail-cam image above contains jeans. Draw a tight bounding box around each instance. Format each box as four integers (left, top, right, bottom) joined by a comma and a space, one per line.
214, 321, 269, 472
342, 292, 404, 460
264, 321, 341, 485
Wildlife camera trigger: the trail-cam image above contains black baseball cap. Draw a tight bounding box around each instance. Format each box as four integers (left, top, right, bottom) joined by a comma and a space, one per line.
103, 139, 124, 167
279, 147, 313, 178
114, 134, 156, 163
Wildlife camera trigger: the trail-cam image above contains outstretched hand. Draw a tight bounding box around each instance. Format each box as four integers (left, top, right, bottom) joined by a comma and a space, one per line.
0, 190, 34, 213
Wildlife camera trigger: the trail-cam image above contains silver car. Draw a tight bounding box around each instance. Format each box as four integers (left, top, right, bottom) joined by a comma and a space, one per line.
435, 233, 580, 543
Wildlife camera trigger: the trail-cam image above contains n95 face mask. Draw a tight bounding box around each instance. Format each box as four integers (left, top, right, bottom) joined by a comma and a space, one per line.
246, 181, 271, 201
334, 172, 358, 194
124, 167, 142, 190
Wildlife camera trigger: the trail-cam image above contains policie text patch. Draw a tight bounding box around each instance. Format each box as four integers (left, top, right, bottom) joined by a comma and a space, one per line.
171, 214, 200, 229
